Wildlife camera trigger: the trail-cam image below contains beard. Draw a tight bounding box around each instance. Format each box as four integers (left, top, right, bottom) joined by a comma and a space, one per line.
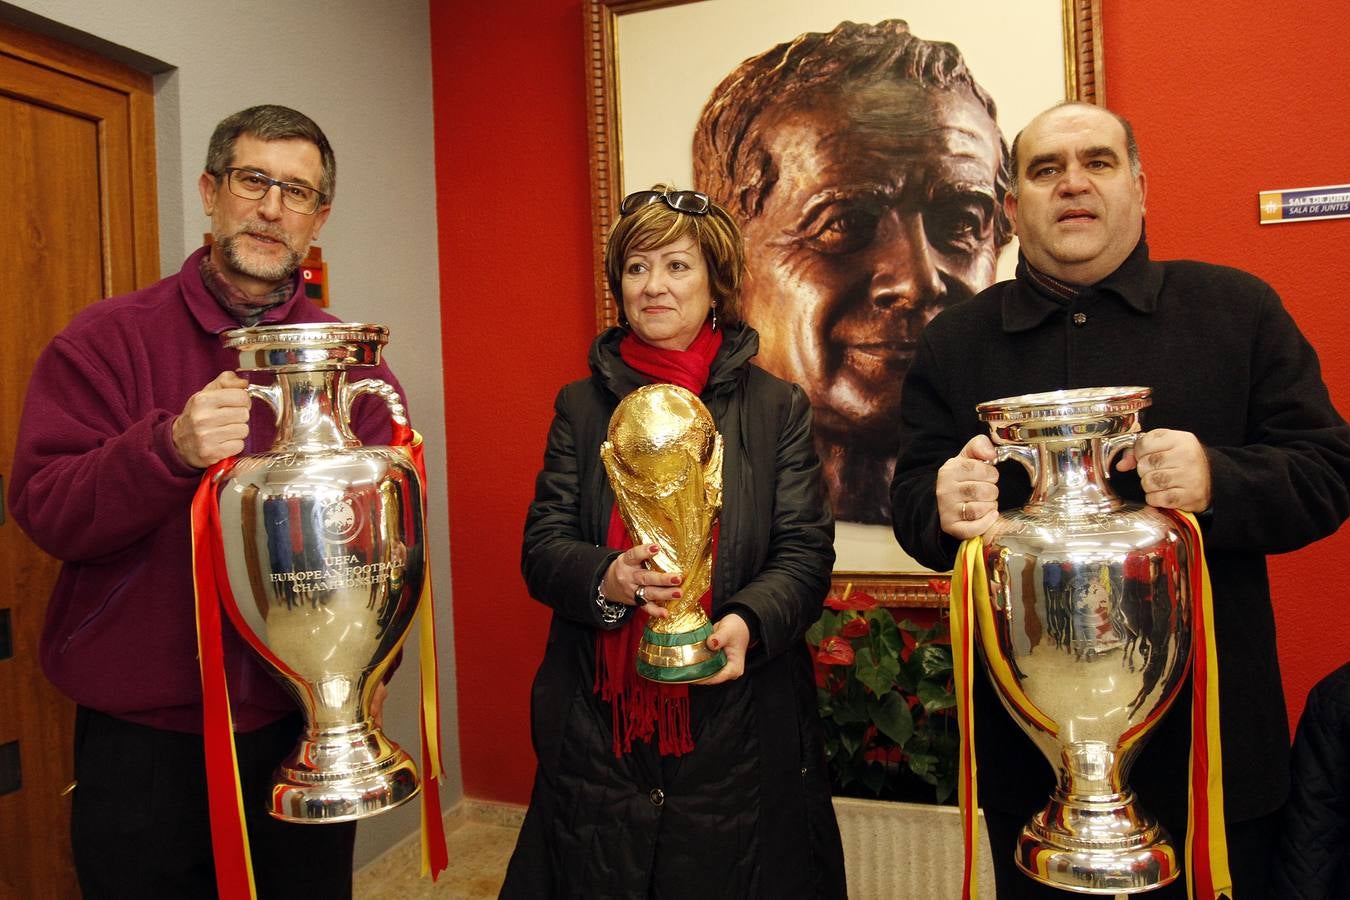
215, 222, 305, 284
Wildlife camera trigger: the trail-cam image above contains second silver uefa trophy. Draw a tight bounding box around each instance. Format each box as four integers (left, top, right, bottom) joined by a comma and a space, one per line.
214, 323, 424, 823
976, 387, 1195, 894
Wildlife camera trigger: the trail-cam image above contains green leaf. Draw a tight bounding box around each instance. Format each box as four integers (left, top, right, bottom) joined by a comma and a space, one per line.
854, 646, 901, 697
833, 690, 870, 725
917, 679, 957, 712
805, 617, 824, 647
860, 761, 886, 796
839, 725, 863, 758
934, 773, 956, 804
868, 691, 914, 746
914, 644, 953, 679
907, 752, 939, 784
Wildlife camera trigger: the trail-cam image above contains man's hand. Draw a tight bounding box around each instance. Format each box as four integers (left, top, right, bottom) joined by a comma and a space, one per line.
698, 613, 749, 685
1118, 428, 1212, 512
936, 435, 1001, 539
172, 371, 252, 468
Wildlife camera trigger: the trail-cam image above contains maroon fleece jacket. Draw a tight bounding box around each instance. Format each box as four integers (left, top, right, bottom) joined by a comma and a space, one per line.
9, 246, 407, 733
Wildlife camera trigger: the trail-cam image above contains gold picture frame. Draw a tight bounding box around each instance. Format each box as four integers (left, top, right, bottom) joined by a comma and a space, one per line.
584, 0, 1103, 607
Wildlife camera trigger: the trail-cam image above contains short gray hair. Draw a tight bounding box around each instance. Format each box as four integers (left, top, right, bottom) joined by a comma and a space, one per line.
204, 105, 336, 201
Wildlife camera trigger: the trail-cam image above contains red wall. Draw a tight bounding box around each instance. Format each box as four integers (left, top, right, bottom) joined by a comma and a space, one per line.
432, 1, 1350, 804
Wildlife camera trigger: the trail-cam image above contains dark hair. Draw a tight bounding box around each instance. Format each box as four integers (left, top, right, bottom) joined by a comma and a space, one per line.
1008, 101, 1142, 197
605, 185, 746, 325
693, 19, 1012, 249
204, 105, 336, 201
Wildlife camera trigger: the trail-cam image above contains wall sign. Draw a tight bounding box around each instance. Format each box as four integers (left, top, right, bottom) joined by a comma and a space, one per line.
1259, 183, 1350, 224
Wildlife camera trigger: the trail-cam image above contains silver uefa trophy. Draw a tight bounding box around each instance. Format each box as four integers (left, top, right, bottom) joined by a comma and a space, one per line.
213, 322, 424, 823
975, 387, 1195, 893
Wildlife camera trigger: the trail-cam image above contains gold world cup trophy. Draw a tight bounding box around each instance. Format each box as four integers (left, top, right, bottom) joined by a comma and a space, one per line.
601, 384, 726, 682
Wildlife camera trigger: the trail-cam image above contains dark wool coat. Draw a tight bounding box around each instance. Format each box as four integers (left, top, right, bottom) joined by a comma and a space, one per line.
1272, 662, 1350, 899
501, 324, 846, 900
890, 238, 1350, 831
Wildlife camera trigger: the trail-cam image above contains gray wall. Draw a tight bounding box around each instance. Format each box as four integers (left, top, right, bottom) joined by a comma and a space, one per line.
3, 0, 460, 867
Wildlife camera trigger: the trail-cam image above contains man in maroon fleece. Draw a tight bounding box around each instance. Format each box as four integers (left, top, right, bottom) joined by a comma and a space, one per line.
8, 105, 405, 898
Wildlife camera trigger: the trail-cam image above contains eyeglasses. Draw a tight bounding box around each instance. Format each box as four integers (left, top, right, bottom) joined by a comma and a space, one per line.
220, 167, 328, 215
619, 189, 711, 216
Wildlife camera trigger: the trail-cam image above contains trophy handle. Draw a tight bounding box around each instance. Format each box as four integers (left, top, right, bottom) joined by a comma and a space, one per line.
342, 378, 409, 428
995, 443, 1039, 482
246, 383, 283, 424
1101, 432, 1140, 479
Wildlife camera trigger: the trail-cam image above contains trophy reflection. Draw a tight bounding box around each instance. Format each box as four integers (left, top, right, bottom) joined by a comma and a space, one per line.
601, 384, 726, 682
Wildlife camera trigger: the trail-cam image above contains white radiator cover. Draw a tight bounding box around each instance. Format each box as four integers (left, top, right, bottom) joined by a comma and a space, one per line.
832, 797, 998, 899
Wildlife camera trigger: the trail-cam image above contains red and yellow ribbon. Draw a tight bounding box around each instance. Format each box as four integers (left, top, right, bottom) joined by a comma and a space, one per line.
949, 539, 980, 900
394, 424, 449, 879
1177, 511, 1231, 900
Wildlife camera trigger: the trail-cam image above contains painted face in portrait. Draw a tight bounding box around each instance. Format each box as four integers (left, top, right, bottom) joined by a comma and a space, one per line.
1006, 104, 1147, 286
739, 81, 1001, 445
199, 134, 332, 295
620, 235, 715, 351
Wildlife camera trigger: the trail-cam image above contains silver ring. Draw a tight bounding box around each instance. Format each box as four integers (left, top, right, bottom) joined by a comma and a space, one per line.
635, 585, 647, 604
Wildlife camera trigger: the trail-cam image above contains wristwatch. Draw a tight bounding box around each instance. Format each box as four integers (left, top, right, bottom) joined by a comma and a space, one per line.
595, 583, 628, 624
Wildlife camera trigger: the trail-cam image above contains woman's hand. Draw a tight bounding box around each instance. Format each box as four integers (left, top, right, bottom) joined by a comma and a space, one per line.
601, 543, 683, 619
698, 613, 749, 685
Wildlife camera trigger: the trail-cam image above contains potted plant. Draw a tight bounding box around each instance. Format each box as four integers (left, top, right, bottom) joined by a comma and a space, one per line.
806, 581, 958, 804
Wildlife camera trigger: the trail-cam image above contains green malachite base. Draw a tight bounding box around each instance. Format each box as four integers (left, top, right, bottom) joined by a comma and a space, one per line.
636, 622, 726, 683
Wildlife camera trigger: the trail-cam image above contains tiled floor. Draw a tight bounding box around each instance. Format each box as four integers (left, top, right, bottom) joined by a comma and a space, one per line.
355, 802, 523, 900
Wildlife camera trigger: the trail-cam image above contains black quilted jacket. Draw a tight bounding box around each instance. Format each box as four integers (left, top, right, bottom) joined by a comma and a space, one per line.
500, 324, 846, 900
1272, 663, 1350, 899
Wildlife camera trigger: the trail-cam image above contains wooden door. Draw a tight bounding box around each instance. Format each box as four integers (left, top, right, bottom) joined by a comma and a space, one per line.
0, 20, 158, 900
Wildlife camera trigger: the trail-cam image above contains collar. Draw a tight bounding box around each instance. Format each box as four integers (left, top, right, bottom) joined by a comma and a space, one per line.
181, 245, 306, 335
590, 322, 759, 398
1002, 232, 1163, 333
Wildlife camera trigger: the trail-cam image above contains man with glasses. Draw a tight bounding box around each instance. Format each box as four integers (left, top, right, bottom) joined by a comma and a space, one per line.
8, 105, 404, 897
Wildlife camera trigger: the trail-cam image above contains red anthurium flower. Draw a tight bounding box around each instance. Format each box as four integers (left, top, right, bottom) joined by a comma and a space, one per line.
849, 591, 878, 610
816, 635, 855, 666
825, 584, 878, 611
928, 578, 951, 595
841, 616, 870, 638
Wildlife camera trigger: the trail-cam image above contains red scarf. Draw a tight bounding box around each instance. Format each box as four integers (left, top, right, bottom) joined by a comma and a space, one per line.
595, 320, 722, 757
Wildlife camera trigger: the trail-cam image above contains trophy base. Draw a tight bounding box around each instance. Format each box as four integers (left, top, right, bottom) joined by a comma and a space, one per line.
1015, 794, 1179, 894
636, 621, 727, 683
269, 724, 420, 823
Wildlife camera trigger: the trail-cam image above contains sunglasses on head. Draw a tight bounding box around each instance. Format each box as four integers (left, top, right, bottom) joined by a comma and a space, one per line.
619, 189, 711, 216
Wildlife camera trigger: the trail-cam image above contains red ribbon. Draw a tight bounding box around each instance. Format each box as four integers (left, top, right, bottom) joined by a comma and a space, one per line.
192, 458, 258, 900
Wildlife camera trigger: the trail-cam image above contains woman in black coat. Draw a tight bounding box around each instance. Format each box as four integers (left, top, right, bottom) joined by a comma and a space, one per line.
1272, 662, 1350, 899
500, 187, 846, 899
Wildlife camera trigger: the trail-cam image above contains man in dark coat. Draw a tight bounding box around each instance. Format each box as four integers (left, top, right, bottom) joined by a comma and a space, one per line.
890, 102, 1350, 898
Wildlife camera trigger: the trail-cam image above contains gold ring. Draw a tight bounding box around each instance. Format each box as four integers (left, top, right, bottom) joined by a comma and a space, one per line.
960, 501, 969, 520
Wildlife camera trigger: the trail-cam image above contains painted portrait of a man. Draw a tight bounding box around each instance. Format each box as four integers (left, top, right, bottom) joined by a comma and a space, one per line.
693, 20, 1014, 525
